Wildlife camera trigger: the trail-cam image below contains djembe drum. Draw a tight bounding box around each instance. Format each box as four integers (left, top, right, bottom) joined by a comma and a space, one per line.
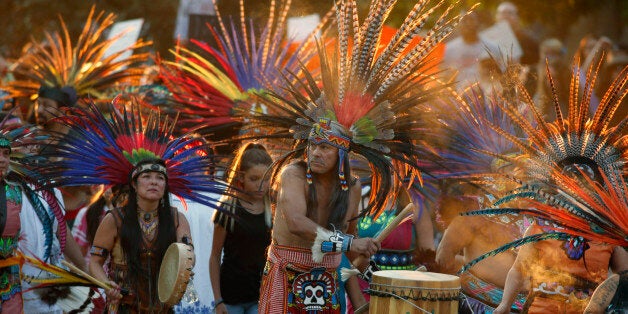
369, 270, 460, 314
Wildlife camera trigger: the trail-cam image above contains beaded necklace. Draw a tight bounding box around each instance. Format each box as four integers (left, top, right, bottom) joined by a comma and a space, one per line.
138, 209, 159, 242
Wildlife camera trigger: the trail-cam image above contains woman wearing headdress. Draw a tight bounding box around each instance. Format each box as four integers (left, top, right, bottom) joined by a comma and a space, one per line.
36, 98, 226, 313
93, 158, 191, 313
210, 142, 273, 314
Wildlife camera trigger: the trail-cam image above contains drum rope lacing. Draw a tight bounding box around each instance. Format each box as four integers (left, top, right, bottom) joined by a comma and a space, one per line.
368, 281, 461, 313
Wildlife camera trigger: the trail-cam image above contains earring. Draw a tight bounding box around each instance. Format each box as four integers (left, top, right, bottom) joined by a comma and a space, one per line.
306, 166, 313, 185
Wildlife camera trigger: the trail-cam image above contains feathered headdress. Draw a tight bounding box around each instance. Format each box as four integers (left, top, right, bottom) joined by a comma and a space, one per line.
431, 86, 531, 203
460, 169, 628, 273
241, 0, 463, 217
456, 57, 628, 273
6, 6, 150, 114
487, 56, 628, 187
158, 0, 326, 133
0, 111, 66, 260
34, 97, 226, 210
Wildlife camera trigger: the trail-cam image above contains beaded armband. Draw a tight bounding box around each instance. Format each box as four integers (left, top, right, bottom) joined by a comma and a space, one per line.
90, 246, 110, 258
321, 230, 353, 253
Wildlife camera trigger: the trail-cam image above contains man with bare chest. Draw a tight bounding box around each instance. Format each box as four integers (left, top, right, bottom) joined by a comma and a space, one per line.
258, 120, 380, 313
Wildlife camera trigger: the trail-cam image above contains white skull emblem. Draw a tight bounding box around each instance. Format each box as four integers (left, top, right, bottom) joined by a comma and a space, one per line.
303, 282, 325, 311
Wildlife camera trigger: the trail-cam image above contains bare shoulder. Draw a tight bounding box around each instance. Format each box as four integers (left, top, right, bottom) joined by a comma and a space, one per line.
349, 177, 361, 194
99, 212, 117, 230
176, 210, 189, 223
280, 163, 306, 179
93, 212, 118, 244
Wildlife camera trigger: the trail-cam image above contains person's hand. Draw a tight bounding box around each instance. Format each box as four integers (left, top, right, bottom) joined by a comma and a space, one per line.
350, 237, 380, 257
215, 302, 228, 314
105, 281, 122, 305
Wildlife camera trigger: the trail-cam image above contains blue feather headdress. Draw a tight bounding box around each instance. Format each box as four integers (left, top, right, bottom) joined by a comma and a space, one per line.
34, 97, 227, 211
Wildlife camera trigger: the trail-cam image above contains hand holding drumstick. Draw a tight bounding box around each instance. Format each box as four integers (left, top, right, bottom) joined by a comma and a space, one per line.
341, 203, 414, 281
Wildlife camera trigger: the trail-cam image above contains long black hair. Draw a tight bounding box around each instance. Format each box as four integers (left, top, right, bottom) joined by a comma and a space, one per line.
119, 159, 177, 282
86, 197, 106, 245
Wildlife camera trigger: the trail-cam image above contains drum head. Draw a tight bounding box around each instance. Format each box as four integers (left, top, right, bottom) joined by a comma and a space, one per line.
374, 270, 459, 281
158, 243, 183, 304
372, 270, 460, 288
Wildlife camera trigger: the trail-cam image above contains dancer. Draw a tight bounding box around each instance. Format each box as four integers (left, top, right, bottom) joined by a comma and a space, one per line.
36, 99, 225, 313
242, 0, 463, 311
450, 56, 628, 314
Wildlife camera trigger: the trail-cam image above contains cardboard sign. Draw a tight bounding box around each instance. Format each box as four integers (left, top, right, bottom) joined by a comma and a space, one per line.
104, 18, 144, 63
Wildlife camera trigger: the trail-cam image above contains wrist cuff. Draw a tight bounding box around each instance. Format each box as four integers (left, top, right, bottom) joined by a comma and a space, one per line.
321, 230, 354, 253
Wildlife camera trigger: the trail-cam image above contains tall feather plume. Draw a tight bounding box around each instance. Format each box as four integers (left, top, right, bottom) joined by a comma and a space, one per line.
238, 0, 458, 218
480, 56, 628, 185
159, 0, 328, 134
7, 6, 150, 105
374, 1, 464, 101
592, 65, 628, 133
568, 60, 581, 129
436, 87, 523, 181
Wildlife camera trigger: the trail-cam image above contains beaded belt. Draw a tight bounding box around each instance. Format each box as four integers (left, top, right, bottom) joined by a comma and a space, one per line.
373, 249, 415, 270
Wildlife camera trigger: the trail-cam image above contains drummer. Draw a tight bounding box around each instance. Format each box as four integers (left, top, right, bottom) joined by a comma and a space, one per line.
34, 102, 225, 313
90, 159, 193, 313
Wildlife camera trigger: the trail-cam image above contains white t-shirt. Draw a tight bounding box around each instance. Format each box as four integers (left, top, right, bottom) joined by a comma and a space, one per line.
19, 188, 65, 314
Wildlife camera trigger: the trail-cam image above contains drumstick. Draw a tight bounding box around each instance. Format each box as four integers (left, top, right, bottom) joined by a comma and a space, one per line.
61, 260, 112, 290
341, 203, 414, 281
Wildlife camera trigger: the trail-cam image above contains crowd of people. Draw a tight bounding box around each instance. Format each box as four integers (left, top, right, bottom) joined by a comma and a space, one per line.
0, 0, 626, 313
